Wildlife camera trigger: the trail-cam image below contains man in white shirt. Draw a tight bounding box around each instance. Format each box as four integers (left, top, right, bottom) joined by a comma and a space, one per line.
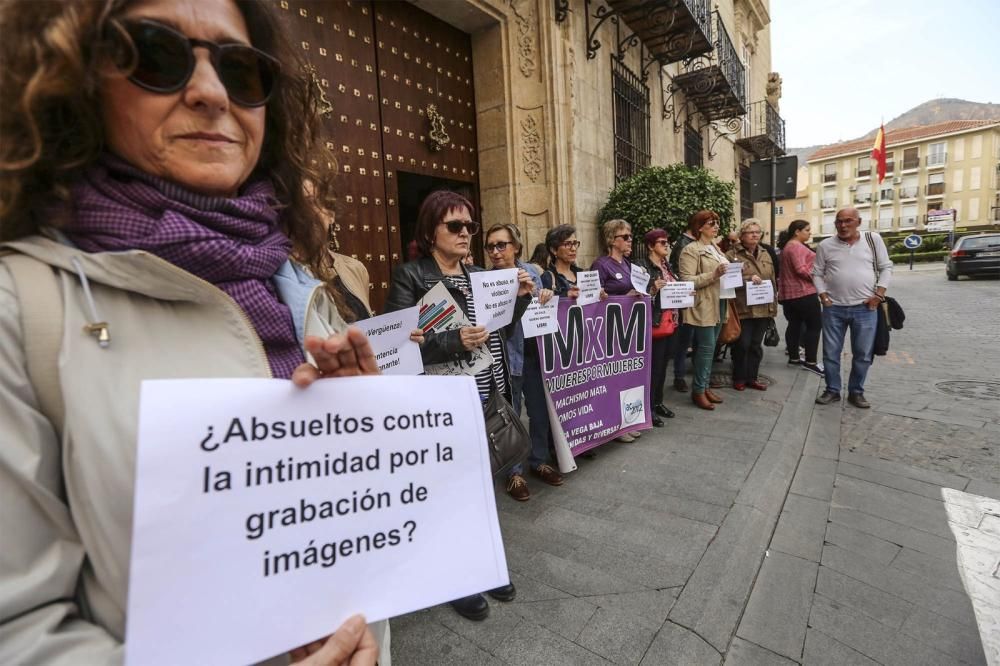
811, 208, 893, 408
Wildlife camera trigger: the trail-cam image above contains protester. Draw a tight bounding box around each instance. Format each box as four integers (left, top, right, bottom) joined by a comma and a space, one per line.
812, 208, 893, 408
484, 224, 562, 501
643, 229, 679, 424
384, 190, 533, 621
726, 219, 777, 391
778, 220, 823, 376
678, 211, 729, 410
527, 242, 549, 275
540, 224, 583, 297
0, 0, 385, 662
668, 213, 701, 392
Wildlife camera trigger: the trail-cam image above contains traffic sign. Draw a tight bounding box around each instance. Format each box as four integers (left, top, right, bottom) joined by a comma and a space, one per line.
903, 234, 923, 250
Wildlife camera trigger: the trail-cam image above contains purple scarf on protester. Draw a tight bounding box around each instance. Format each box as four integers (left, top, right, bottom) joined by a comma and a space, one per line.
63, 154, 305, 378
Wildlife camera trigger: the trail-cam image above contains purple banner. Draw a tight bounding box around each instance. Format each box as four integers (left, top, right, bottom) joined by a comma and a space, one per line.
537, 295, 652, 457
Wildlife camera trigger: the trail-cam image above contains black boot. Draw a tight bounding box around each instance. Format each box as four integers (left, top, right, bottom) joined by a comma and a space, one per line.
486, 583, 516, 602
450, 593, 489, 621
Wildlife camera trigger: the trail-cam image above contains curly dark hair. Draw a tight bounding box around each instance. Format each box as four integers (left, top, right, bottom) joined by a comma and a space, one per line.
0, 0, 350, 312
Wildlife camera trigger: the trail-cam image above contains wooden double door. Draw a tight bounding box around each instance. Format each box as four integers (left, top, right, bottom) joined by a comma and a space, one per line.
275, 0, 480, 310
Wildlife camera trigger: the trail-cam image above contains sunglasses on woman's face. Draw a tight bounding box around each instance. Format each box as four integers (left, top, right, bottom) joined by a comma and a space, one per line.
116, 19, 280, 107
485, 241, 511, 253
441, 220, 480, 235
615, 234, 633, 242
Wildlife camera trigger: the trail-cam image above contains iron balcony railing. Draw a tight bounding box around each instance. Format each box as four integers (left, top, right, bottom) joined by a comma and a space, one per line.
856, 166, 871, 178
821, 198, 837, 208
902, 157, 920, 170
879, 189, 894, 201
711, 11, 746, 113
885, 161, 895, 173
992, 205, 1000, 221
926, 153, 947, 167
877, 217, 894, 229
854, 193, 873, 204
926, 182, 945, 196
736, 100, 785, 157
900, 216, 918, 227
823, 172, 837, 183
899, 186, 919, 198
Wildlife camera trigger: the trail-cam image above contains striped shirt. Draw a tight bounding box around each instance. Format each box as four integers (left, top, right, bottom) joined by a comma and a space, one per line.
442, 274, 507, 399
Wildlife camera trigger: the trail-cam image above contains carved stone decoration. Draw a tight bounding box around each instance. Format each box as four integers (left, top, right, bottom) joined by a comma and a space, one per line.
766, 72, 782, 110
425, 104, 450, 152
520, 114, 543, 183
508, 0, 537, 78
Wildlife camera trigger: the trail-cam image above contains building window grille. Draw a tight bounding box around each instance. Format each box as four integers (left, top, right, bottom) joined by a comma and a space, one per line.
739, 165, 753, 221
612, 58, 650, 183
684, 125, 703, 168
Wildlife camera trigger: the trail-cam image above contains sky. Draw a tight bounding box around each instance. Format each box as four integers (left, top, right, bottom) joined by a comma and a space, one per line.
770, 0, 1000, 148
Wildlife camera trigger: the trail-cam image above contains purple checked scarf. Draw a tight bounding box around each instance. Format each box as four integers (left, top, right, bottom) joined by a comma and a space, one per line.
63, 155, 304, 378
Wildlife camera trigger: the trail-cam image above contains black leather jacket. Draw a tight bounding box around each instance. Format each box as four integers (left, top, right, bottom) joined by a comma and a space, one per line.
384, 256, 531, 377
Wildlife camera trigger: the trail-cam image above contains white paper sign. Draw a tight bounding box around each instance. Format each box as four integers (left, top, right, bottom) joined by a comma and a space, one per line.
745, 280, 775, 306
721, 261, 744, 289
418, 281, 494, 377
521, 296, 559, 338
125, 376, 508, 666
470, 267, 518, 332
577, 270, 602, 306
630, 264, 650, 295
359, 306, 423, 375
660, 281, 695, 309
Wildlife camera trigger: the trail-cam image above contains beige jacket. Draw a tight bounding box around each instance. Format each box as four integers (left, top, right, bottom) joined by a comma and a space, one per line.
331, 251, 374, 316
0, 235, 390, 665
678, 240, 730, 327
726, 243, 778, 320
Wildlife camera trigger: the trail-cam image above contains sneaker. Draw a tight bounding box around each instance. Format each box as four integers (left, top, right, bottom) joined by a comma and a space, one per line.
847, 393, 871, 409
506, 475, 530, 501
801, 362, 824, 377
815, 390, 840, 405
615, 433, 636, 443
787, 358, 802, 366
532, 464, 564, 486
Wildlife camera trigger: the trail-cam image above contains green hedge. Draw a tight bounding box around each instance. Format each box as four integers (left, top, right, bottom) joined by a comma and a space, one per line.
889, 250, 948, 263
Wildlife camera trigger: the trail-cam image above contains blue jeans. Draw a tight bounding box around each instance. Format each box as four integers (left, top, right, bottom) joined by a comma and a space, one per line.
821, 304, 877, 396
509, 351, 553, 476
691, 302, 726, 393
510, 374, 525, 416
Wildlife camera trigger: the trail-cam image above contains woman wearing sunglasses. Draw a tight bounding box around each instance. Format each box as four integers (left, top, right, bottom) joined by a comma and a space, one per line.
0, 1, 385, 664
384, 191, 534, 622
643, 229, 682, 426
678, 211, 731, 411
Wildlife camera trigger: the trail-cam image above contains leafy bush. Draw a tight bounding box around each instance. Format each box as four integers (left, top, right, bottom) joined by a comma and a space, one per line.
889, 250, 948, 263
598, 165, 737, 241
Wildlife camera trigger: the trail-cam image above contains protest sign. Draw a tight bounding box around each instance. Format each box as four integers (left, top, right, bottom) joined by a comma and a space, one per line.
359, 306, 423, 375
521, 295, 559, 338
418, 281, 493, 376
537, 295, 652, 460
125, 376, 507, 666
745, 280, 775, 306
721, 262, 744, 289
660, 281, 695, 309
577, 270, 602, 305
470, 268, 518, 332
630, 263, 650, 294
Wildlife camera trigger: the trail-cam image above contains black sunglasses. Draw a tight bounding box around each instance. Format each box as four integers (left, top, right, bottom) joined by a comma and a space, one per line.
615, 234, 633, 241
115, 19, 280, 107
441, 220, 480, 235
485, 241, 511, 253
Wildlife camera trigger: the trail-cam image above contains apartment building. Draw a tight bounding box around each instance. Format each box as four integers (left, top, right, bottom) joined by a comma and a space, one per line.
802, 120, 1000, 239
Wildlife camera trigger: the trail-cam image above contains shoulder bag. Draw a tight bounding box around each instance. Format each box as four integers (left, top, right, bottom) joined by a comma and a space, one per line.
482, 377, 530, 478
718, 309, 742, 344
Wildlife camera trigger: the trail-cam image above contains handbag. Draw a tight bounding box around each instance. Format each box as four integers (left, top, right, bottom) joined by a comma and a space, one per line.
482, 378, 530, 478
718, 309, 742, 344
865, 232, 905, 331
652, 310, 677, 338
763, 318, 780, 347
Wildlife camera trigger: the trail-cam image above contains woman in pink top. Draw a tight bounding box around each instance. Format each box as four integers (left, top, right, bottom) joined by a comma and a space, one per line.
778, 220, 823, 375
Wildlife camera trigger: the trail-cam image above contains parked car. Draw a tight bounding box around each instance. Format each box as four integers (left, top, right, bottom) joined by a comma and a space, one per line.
946, 233, 1000, 281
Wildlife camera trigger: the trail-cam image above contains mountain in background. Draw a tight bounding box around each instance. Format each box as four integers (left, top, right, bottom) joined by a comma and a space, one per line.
786, 98, 1000, 164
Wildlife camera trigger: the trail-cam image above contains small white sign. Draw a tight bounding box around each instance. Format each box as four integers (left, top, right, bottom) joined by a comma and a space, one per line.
521, 296, 560, 338
721, 262, 744, 289
125, 377, 508, 666
660, 281, 695, 309
576, 270, 602, 305
745, 281, 775, 306
630, 263, 650, 295
470, 267, 518, 332
359, 306, 423, 375
419, 282, 494, 377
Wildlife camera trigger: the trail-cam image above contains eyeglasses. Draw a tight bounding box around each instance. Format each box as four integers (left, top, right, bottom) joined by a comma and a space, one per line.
485, 241, 511, 253
615, 234, 633, 241
654, 239, 670, 246
559, 240, 581, 249
834, 219, 858, 225
743, 230, 762, 235
705, 220, 720, 227
115, 19, 280, 107
440, 220, 480, 235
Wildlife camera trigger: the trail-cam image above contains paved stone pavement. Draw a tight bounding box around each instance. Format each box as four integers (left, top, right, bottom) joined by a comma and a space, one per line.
391, 265, 999, 665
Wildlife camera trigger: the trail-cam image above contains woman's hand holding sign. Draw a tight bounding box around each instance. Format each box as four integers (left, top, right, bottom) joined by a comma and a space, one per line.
289, 614, 378, 666
293, 328, 381, 387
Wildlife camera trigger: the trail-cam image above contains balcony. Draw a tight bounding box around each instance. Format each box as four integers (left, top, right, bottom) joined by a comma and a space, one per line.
823, 172, 837, 184
821, 198, 837, 209
926, 182, 945, 196
926, 153, 947, 168
885, 160, 895, 174
900, 216, 918, 228
898, 186, 919, 199
735, 100, 785, 157
856, 166, 871, 178
902, 157, 920, 171
853, 193, 873, 204
879, 189, 894, 201
877, 217, 894, 230
671, 11, 747, 121
992, 205, 1000, 222
604, 0, 713, 65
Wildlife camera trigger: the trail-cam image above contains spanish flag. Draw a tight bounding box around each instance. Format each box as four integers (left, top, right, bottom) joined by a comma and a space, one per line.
871, 124, 887, 184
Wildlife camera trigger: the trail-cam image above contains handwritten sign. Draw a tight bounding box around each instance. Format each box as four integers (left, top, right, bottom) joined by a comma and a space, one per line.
521, 296, 559, 338
721, 261, 744, 289
470, 268, 518, 332
660, 281, 695, 309
125, 376, 508, 666
418, 282, 493, 377
577, 270, 602, 306
745, 280, 775, 306
630, 264, 650, 295
359, 306, 423, 375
